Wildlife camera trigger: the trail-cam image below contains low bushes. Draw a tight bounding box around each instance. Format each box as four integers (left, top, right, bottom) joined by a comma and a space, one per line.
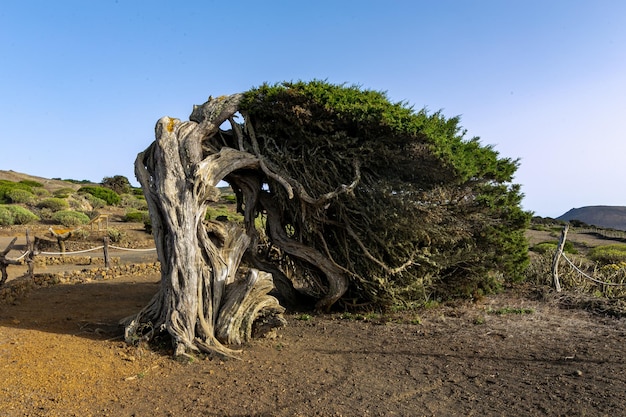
107, 228, 126, 243
51, 210, 90, 227
10, 205, 40, 224
78, 186, 120, 206
123, 210, 149, 223
83, 193, 107, 209
53, 187, 76, 198
18, 179, 43, 188
5, 189, 36, 204
0, 206, 14, 225
530, 240, 576, 255
120, 194, 148, 210
37, 198, 70, 212
206, 206, 244, 222
0, 205, 39, 225
32, 187, 50, 197
589, 244, 626, 265
0, 181, 33, 203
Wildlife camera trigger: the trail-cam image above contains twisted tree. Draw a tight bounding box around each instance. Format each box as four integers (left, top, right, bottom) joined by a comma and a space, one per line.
124, 81, 529, 357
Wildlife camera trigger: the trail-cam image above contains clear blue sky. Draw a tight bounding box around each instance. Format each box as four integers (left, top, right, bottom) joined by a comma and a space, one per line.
1, 1, 624, 218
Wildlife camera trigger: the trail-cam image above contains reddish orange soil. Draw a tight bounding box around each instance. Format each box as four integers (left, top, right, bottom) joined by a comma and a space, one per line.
1, 225, 625, 416
1, 272, 625, 416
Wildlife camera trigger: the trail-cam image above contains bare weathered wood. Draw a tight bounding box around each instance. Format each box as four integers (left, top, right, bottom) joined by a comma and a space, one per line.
103, 237, 110, 268
552, 224, 569, 292
0, 237, 22, 286
25, 229, 35, 278
49, 227, 74, 254
124, 92, 372, 356
259, 192, 348, 311
124, 95, 286, 357
89, 213, 109, 231
216, 268, 285, 344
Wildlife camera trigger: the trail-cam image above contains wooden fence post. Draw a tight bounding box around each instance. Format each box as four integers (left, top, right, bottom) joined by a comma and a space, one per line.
0, 237, 20, 286
25, 229, 35, 278
551, 224, 569, 292
103, 237, 110, 269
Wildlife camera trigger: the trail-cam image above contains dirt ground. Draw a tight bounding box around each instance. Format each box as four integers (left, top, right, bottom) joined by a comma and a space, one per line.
1, 227, 626, 416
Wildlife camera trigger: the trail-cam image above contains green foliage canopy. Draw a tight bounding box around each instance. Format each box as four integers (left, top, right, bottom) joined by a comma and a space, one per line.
234, 81, 529, 304
101, 175, 132, 195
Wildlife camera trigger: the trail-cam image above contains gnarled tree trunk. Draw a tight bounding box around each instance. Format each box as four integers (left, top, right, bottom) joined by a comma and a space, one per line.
123, 95, 285, 357
123, 93, 353, 356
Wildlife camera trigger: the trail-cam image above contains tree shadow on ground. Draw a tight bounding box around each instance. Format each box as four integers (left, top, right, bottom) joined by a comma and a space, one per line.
0, 274, 159, 341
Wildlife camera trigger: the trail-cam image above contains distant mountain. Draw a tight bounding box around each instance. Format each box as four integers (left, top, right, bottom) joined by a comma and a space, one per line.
557, 206, 626, 231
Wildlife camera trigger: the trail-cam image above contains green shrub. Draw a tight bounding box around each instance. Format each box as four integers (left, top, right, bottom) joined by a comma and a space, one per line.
68, 194, 93, 211
123, 210, 150, 223
51, 210, 90, 227
53, 187, 76, 198
7, 205, 39, 224
589, 244, 626, 265
563, 240, 577, 254
530, 242, 556, 254
0, 181, 33, 203
530, 240, 576, 255
83, 193, 107, 209
221, 194, 236, 204
107, 228, 126, 243
120, 194, 148, 210
37, 208, 54, 222
78, 186, 121, 205
32, 188, 50, 197
205, 206, 243, 222
0, 207, 14, 226
0, 180, 32, 190
5, 189, 36, 204
38, 197, 70, 212
19, 179, 43, 188
58, 178, 91, 184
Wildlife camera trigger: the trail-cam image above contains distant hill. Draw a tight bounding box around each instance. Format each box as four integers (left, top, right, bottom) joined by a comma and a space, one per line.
557, 206, 626, 231
0, 169, 233, 196
0, 170, 89, 193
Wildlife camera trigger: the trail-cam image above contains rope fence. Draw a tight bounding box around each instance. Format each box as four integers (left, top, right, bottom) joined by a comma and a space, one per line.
39, 245, 156, 256
109, 245, 156, 252
561, 253, 626, 287
13, 251, 30, 261
1, 230, 158, 286
552, 224, 626, 291
40, 246, 105, 256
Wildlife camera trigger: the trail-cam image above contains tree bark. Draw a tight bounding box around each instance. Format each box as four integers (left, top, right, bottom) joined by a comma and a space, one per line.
258, 192, 349, 311
123, 95, 285, 357
0, 237, 22, 286
123, 93, 360, 355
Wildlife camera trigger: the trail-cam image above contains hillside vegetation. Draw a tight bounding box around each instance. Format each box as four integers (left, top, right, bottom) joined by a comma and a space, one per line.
3, 170, 626, 313
0, 170, 148, 229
